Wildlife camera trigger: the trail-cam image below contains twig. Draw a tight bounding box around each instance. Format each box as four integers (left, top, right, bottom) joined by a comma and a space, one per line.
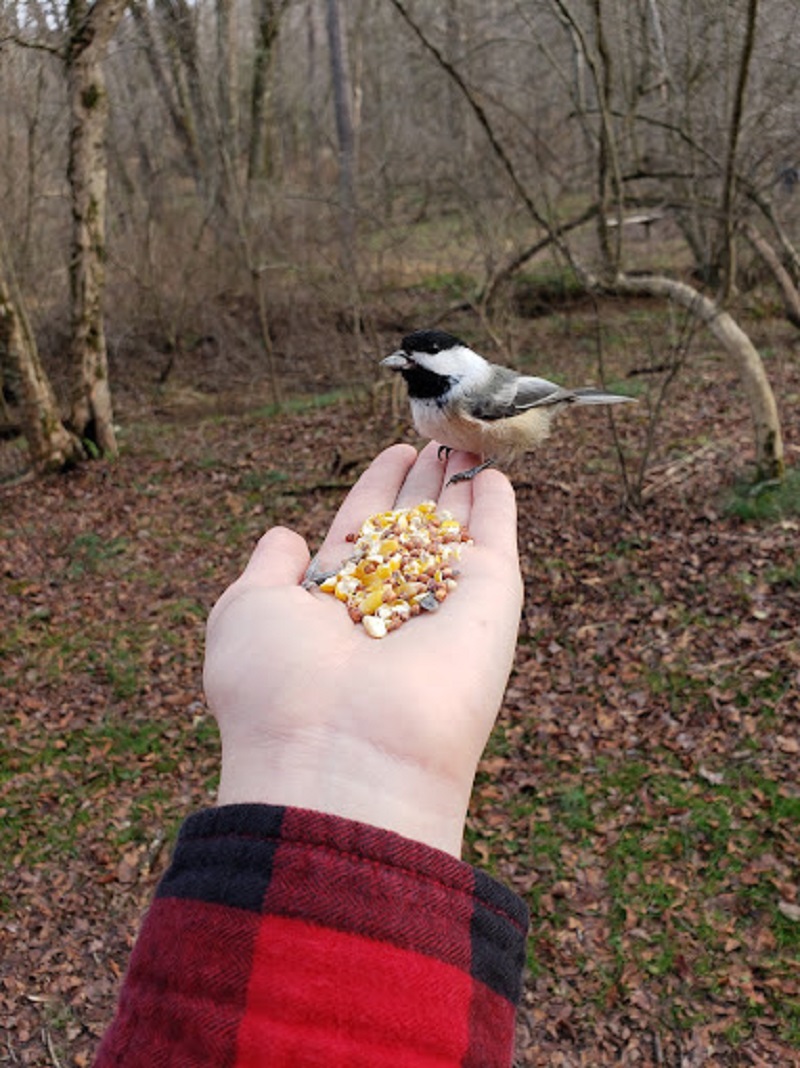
0, 34, 63, 57
43, 1029, 63, 1068
653, 1030, 665, 1065
689, 636, 798, 676
141, 829, 167, 877
641, 443, 722, 499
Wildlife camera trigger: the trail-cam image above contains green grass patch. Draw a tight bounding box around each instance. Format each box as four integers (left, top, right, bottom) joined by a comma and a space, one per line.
474, 749, 800, 1044
238, 469, 291, 495
723, 466, 800, 522
765, 558, 800, 589
2, 714, 218, 870
416, 270, 475, 299
252, 387, 357, 420
66, 532, 130, 578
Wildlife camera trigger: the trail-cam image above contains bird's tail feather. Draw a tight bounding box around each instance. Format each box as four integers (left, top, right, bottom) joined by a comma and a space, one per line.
572, 388, 635, 405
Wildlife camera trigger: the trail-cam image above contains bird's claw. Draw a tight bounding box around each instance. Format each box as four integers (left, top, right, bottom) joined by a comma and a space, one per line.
446, 458, 497, 485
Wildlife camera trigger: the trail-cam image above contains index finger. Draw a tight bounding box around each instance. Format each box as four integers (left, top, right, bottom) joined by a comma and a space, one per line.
466, 467, 519, 560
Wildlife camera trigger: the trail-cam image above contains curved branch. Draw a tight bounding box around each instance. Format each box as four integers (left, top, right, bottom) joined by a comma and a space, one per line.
742, 222, 800, 329
611, 273, 783, 480
479, 204, 599, 309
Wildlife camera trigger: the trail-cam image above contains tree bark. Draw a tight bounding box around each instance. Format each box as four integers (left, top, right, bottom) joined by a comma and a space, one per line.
325, 0, 356, 276
742, 222, 800, 330
217, 0, 236, 149
718, 0, 759, 301
613, 273, 783, 480
128, 0, 203, 179
0, 262, 83, 472
65, 0, 123, 456
248, 0, 288, 182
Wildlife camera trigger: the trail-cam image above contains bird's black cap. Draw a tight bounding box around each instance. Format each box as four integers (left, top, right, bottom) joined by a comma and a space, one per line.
401, 329, 465, 355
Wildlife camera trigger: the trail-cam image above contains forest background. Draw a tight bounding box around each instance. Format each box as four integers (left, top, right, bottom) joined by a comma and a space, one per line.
2, 1, 800, 1065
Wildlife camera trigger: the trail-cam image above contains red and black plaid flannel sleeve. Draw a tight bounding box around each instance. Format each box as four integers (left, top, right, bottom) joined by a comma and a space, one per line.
94, 804, 529, 1067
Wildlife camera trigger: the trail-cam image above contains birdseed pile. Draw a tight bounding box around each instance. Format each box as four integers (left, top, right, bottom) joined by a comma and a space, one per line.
317, 501, 472, 638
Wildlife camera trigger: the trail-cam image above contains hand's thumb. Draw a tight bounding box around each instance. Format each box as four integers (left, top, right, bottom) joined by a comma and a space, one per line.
241, 526, 311, 587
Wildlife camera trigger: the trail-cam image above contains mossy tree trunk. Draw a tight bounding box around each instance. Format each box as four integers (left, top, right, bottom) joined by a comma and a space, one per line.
65, 0, 124, 457
0, 262, 84, 473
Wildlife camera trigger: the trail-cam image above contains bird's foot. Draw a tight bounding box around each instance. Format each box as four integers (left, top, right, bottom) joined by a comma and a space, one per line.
437, 444, 453, 462
446, 458, 497, 485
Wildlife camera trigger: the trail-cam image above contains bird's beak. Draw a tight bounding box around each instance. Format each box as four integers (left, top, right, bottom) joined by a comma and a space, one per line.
381, 350, 412, 371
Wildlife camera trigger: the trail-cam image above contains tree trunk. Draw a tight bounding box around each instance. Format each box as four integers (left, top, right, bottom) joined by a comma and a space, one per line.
718, 0, 759, 301
0, 268, 83, 472
217, 0, 236, 153
128, 0, 203, 179
743, 222, 800, 330
614, 273, 783, 481
248, 0, 287, 182
325, 0, 356, 276
65, 0, 123, 457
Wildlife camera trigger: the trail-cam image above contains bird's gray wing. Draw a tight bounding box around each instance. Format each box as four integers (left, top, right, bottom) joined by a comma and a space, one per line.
468, 371, 571, 420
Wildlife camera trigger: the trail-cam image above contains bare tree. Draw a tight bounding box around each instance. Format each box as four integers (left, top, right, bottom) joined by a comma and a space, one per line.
65, 0, 124, 456
248, 0, 290, 182
718, 0, 759, 300
0, 234, 83, 472
326, 0, 356, 275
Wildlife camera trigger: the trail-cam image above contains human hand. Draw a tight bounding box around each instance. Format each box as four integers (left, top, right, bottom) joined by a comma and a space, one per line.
203, 442, 522, 856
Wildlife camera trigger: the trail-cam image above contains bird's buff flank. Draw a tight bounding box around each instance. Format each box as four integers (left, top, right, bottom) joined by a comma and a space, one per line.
317, 501, 472, 639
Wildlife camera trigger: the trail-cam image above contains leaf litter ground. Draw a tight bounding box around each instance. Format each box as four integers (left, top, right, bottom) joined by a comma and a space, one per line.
2, 355, 799, 1067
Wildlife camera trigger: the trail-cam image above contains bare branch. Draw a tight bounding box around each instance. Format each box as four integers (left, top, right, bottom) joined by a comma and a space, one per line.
0, 33, 63, 57
387, 0, 573, 267
719, 0, 759, 300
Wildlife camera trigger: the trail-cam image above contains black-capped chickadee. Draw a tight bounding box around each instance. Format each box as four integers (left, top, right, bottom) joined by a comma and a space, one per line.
381, 329, 635, 482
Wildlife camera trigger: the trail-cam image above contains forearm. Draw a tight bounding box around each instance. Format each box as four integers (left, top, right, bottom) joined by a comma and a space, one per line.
94, 805, 529, 1068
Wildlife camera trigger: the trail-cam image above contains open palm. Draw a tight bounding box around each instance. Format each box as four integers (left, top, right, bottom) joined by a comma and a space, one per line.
204, 442, 522, 855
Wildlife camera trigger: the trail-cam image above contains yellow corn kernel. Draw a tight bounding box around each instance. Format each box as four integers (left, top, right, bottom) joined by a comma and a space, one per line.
359, 587, 385, 616
335, 576, 359, 601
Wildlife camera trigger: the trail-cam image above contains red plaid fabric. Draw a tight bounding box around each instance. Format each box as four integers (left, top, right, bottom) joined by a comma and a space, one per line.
94, 805, 529, 1067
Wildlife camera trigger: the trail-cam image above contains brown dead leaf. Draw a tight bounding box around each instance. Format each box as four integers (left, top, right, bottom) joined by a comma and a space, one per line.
116, 851, 140, 885
777, 900, 800, 922
776, 735, 800, 755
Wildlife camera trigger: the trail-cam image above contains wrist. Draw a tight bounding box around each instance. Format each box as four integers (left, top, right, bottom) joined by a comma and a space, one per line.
216, 732, 470, 857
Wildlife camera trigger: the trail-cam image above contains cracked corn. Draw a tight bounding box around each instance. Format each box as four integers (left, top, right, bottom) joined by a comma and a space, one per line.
318, 501, 472, 638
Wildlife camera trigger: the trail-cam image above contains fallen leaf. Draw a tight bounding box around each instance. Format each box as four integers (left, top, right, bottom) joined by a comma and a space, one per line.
777, 900, 800, 922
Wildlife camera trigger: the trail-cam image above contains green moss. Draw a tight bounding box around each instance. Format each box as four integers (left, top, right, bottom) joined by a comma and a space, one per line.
81, 84, 101, 109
